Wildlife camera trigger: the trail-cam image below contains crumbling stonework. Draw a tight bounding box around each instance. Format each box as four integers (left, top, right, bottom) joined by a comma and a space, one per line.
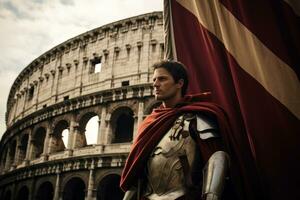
0, 12, 163, 200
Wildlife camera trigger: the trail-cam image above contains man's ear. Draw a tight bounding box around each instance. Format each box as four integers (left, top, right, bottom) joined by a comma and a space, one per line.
177, 79, 184, 89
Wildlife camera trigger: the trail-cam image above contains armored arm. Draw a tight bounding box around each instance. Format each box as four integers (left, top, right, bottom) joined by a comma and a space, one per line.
123, 187, 137, 200
123, 179, 143, 200
202, 151, 230, 200
194, 114, 230, 200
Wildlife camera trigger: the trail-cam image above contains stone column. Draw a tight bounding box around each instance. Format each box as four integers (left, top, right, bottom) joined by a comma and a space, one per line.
68, 118, 76, 149
27, 138, 35, 161
13, 94, 20, 119
22, 87, 28, 116
133, 115, 138, 140
72, 124, 86, 149
86, 160, 96, 200
134, 101, 144, 139
4, 148, 11, 171
13, 138, 21, 167
34, 80, 39, 110
97, 106, 107, 144
25, 131, 33, 165
104, 113, 112, 144
47, 131, 55, 154
0, 155, 4, 173
42, 126, 51, 160
53, 171, 61, 200
29, 177, 36, 200
11, 181, 17, 200
50, 70, 58, 104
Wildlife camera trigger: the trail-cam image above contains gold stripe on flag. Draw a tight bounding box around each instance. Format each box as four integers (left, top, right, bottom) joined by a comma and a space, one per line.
283, 0, 300, 16
176, 0, 300, 119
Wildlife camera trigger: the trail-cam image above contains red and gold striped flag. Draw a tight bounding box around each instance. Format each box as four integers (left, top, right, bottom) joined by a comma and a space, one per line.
164, 0, 300, 199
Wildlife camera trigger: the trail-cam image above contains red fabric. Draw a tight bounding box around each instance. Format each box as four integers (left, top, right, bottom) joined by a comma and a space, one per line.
170, 1, 300, 199
120, 93, 236, 192
220, 0, 300, 76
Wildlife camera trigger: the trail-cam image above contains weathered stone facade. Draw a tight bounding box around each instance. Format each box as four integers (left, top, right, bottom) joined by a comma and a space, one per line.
0, 12, 163, 200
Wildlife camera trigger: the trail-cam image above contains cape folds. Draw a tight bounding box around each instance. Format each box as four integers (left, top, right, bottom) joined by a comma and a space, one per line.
120, 93, 249, 199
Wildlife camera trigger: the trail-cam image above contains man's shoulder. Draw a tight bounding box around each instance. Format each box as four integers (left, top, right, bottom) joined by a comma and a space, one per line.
181, 113, 219, 140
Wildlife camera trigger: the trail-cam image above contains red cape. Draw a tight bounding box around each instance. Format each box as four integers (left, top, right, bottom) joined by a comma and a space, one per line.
120, 93, 261, 199
121, 95, 223, 181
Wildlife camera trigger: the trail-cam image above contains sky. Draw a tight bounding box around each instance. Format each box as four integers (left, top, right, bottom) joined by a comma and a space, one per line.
0, 0, 163, 139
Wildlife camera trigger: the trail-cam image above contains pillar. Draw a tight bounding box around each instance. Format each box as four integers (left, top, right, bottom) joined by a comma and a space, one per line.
72, 124, 86, 149
42, 126, 51, 160
104, 113, 111, 144
53, 171, 61, 200
97, 106, 107, 144
13, 138, 21, 167
134, 101, 144, 139
4, 148, 11, 170
24, 131, 33, 165
86, 160, 96, 200
47, 131, 55, 154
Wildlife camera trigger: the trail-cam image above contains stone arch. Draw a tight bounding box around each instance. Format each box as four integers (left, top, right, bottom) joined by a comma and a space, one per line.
16, 185, 29, 200
35, 181, 54, 200
110, 106, 134, 143
62, 177, 86, 200
78, 111, 99, 145
32, 127, 46, 159
3, 140, 17, 169
97, 173, 124, 200
108, 101, 138, 114
19, 133, 29, 164
50, 120, 69, 153
0, 147, 8, 171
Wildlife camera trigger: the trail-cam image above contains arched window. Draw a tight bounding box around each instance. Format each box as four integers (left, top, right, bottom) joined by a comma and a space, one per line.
16, 186, 29, 200
111, 107, 134, 143
97, 174, 124, 200
85, 116, 99, 145
79, 112, 99, 146
32, 127, 46, 158
36, 181, 54, 200
62, 129, 69, 148
63, 177, 85, 200
19, 134, 29, 163
52, 121, 69, 153
8, 140, 16, 167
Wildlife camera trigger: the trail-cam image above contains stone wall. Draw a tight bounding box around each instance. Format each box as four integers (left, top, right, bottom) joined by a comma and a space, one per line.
0, 12, 163, 200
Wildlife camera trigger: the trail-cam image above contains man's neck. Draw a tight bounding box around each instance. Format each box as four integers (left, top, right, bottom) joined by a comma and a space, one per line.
162, 95, 182, 108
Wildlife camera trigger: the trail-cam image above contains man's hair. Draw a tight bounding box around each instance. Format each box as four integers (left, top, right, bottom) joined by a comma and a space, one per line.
152, 60, 189, 96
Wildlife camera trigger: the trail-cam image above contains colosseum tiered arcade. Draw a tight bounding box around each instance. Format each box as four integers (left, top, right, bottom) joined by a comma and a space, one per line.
0, 12, 163, 200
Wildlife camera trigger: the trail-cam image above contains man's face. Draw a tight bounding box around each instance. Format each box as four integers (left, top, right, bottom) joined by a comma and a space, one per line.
152, 67, 183, 101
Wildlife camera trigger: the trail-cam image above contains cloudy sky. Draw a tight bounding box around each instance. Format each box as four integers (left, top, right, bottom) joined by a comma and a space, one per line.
0, 0, 163, 139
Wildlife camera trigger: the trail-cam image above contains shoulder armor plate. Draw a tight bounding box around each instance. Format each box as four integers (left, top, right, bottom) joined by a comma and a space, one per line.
196, 114, 219, 140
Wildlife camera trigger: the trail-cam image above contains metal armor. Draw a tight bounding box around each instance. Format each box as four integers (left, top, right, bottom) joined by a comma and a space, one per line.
123, 113, 229, 200
144, 113, 223, 200
202, 151, 230, 200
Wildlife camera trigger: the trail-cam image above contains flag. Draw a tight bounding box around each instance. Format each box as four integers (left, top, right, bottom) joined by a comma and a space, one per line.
164, 0, 300, 199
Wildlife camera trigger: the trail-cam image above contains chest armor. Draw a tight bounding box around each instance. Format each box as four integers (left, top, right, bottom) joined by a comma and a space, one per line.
143, 113, 218, 200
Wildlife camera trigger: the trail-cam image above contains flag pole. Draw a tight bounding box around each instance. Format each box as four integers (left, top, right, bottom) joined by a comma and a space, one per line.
164, 0, 177, 60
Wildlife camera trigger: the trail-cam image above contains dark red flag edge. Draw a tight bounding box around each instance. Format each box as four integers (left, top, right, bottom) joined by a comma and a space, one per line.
170, 1, 300, 200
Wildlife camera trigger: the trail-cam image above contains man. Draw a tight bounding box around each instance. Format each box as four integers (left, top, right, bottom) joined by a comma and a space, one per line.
120, 60, 232, 200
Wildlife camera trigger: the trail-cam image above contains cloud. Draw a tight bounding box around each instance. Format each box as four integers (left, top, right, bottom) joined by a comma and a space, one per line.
0, 0, 163, 139
0, 70, 19, 137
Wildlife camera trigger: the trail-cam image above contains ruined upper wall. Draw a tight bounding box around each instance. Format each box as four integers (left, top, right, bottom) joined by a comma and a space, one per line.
6, 12, 164, 128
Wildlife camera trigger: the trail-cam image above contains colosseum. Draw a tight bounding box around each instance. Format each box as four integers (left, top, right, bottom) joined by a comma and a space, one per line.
0, 12, 164, 200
